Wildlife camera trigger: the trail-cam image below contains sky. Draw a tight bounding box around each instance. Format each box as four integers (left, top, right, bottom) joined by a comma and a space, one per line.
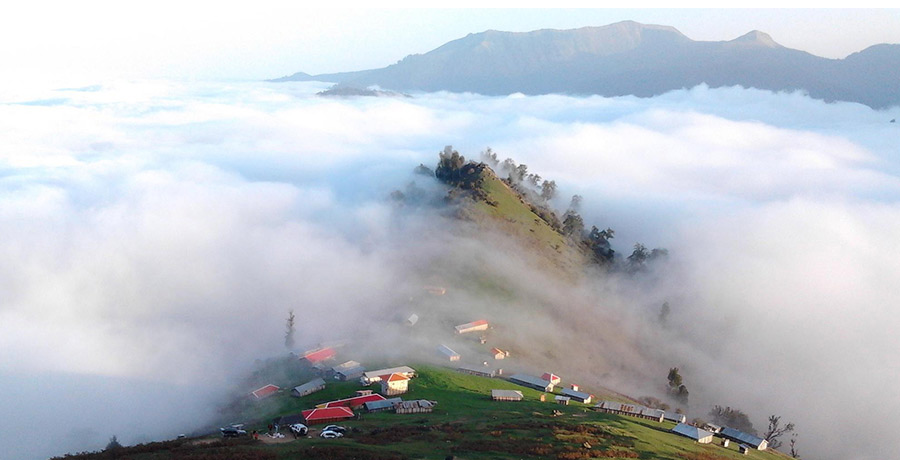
1, 6, 899, 85
2, 7, 900, 460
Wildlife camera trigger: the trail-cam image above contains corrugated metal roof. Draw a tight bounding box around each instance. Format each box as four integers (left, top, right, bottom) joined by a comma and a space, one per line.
382, 373, 410, 382
672, 423, 714, 441
560, 388, 591, 400
364, 397, 402, 411
322, 393, 386, 408
302, 348, 335, 363
437, 344, 459, 358
491, 389, 523, 399
720, 427, 766, 448
363, 366, 415, 381
508, 374, 553, 390
293, 378, 326, 394
301, 406, 354, 422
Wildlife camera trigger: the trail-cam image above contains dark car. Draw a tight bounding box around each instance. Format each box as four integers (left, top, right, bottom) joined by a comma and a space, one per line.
220, 427, 247, 438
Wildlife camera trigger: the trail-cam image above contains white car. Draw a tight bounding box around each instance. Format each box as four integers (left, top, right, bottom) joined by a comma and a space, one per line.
322, 425, 347, 434
319, 430, 343, 439
289, 423, 308, 436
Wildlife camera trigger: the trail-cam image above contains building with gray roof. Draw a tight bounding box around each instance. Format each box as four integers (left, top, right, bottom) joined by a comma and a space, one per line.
720, 427, 768, 450
291, 378, 326, 397
560, 388, 593, 404
508, 374, 554, 392
364, 397, 402, 412
491, 389, 523, 401
671, 423, 714, 443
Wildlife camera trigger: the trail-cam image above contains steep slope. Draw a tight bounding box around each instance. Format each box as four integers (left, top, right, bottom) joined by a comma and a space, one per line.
273, 21, 900, 108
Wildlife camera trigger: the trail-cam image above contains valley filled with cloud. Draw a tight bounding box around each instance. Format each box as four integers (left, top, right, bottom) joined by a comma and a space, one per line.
1, 80, 898, 460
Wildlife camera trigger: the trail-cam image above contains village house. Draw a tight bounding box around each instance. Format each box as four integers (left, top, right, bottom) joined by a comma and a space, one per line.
594, 401, 664, 422
330, 360, 366, 381
555, 395, 570, 405
301, 407, 354, 425
508, 374, 554, 392
720, 427, 768, 450
491, 389, 523, 402
491, 348, 509, 359
662, 410, 687, 424
380, 373, 410, 396
455, 319, 489, 334
671, 423, 714, 444
457, 366, 500, 378
291, 378, 326, 398
560, 387, 593, 404
395, 400, 436, 414
300, 347, 336, 366
541, 372, 561, 385
437, 344, 460, 361
321, 393, 386, 409
405, 313, 419, 326
361, 366, 416, 384
364, 397, 403, 412
250, 384, 279, 400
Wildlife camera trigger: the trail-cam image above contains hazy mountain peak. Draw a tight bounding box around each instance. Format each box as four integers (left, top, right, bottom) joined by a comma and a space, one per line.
730, 30, 780, 48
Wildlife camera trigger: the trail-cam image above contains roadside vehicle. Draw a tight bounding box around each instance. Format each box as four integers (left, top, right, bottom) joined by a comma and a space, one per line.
319, 430, 343, 439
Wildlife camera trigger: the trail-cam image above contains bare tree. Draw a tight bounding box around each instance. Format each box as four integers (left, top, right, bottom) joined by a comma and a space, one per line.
763, 414, 795, 450
789, 433, 800, 458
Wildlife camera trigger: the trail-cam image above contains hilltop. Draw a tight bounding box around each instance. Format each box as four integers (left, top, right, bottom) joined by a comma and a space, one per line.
52, 149, 793, 459
273, 20, 900, 109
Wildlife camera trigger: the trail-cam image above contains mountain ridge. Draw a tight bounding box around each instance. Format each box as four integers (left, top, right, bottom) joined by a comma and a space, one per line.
273, 21, 900, 109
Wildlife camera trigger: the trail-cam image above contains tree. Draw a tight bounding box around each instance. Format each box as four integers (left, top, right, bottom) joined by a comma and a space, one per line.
709, 405, 756, 435
763, 415, 795, 450
628, 243, 648, 267
562, 212, 585, 239
284, 310, 296, 350
789, 433, 800, 458
567, 194, 583, 213
105, 435, 122, 451
540, 180, 557, 201
667, 367, 683, 388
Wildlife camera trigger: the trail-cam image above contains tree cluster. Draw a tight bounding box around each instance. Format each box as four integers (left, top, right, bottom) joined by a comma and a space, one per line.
708, 405, 756, 435
667, 367, 689, 405
436, 146, 486, 192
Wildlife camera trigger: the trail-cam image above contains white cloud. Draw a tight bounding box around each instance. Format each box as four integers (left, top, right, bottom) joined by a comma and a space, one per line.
1, 79, 898, 460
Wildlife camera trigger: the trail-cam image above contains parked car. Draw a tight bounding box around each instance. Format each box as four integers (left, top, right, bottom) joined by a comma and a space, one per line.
289, 423, 308, 436
319, 430, 343, 439
220, 427, 247, 438
322, 425, 347, 434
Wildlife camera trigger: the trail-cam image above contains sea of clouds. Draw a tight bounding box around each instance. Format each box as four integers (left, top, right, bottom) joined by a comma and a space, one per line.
0, 79, 897, 460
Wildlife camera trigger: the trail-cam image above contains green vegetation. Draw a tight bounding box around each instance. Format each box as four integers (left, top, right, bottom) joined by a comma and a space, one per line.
58, 367, 792, 460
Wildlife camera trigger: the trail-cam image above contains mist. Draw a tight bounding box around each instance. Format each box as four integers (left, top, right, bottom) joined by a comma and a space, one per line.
0, 79, 898, 460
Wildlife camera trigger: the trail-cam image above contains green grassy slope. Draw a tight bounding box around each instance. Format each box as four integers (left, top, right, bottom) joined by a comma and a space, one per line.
454, 167, 588, 281
62, 367, 791, 460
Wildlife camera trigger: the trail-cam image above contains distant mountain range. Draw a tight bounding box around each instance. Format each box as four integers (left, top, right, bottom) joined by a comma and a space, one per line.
273, 21, 900, 109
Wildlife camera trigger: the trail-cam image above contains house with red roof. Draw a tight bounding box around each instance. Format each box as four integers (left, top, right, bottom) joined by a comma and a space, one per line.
455, 319, 489, 334
250, 384, 279, 400
491, 347, 508, 360
541, 373, 561, 385
380, 373, 410, 396
300, 347, 336, 364
319, 393, 386, 409
301, 406, 354, 424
